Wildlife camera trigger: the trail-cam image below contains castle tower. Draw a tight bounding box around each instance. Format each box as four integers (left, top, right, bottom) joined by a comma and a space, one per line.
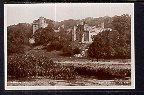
81, 33, 85, 43
80, 21, 84, 25
88, 30, 92, 42
32, 23, 39, 35
32, 17, 48, 35
84, 23, 88, 31
101, 22, 104, 28
38, 16, 47, 28
72, 26, 77, 41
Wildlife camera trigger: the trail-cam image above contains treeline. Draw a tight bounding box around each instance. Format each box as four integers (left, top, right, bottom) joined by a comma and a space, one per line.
88, 14, 131, 60
54, 16, 113, 29
7, 14, 131, 60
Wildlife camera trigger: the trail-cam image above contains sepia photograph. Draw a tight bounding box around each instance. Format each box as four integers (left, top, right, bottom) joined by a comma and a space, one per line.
4, 3, 135, 90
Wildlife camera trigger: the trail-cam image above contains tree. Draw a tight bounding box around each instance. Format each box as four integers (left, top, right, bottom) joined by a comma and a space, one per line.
88, 35, 104, 62
88, 28, 130, 60
7, 23, 33, 45
34, 26, 55, 45
88, 14, 131, 60
8, 30, 24, 55
112, 14, 131, 34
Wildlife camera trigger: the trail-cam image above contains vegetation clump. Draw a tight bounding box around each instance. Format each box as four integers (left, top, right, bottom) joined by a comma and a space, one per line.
8, 54, 76, 80
8, 54, 131, 80
88, 14, 131, 61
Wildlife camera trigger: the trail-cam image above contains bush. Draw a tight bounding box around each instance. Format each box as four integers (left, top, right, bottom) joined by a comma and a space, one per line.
62, 45, 82, 57
8, 54, 76, 80
74, 64, 131, 79
8, 54, 130, 80
46, 41, 63, 51
73, 47, 81, 54
62, 45, 74, 56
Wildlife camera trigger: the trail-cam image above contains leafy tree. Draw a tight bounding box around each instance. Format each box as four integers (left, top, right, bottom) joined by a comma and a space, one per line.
112, 14, 131, 34
7, 30, 24, 55
88, 14, 131, 60
7, 23, 32, 45
88, 35, 104, 61
34, 26, 55, 45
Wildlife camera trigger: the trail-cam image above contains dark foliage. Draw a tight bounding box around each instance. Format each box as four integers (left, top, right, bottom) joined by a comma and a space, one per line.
7, 23, 32, 45
8, 54, 130, 80
74, 65, 131, 79
88, 14, 131, 60
73, 47, 81, 54
62, 45, 74, 56
7, 30, 25, 55
7, 23, 33, 55
34, 27, 56, 45
46, 41, 63, 51
8, 54, 76, 80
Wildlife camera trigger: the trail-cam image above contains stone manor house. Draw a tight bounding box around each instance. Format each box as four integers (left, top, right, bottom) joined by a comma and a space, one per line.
31, 17, 112, 44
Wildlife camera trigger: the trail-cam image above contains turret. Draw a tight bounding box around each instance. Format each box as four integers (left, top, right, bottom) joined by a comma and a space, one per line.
72, 26, 77, 41
101, 22, 104, 28
39, 17, 45, 28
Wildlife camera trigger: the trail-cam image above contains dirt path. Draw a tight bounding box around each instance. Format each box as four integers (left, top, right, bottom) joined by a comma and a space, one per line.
7, 76, 131, 86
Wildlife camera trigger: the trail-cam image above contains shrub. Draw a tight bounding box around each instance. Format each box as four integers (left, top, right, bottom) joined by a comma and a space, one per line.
74, 64, 131, 79
46, 41, 63, 51
62, 45, 74, 56
8, 54, 76, 80
8, 54, 131, 80
73, 47, 81, 54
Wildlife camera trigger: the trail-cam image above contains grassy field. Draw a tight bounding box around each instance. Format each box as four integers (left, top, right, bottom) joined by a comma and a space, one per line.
7, 49, 131, 86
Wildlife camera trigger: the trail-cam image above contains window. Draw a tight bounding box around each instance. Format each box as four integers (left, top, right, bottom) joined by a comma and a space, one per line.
91, 35, 95, 41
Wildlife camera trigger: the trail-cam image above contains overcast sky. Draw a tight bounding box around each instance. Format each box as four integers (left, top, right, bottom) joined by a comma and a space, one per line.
5, 3, 134, 26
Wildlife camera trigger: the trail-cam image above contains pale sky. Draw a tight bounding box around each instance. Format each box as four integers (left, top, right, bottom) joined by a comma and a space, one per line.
5, 3, 134, 26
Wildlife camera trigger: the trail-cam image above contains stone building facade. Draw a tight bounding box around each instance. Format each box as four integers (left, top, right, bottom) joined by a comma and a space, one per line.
32, 17, 48, 34
71, 22, 112, 43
